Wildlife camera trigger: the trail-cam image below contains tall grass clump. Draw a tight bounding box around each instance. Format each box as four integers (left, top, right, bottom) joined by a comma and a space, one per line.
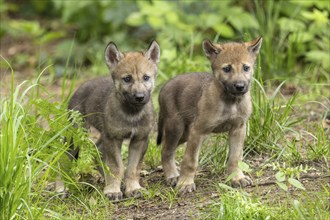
246, 60, 300, 156
1, 76, 32, 219
0, 61, 100, 218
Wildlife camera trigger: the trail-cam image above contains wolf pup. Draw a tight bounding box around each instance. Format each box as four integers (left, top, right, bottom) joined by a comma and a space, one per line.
57, 41, 160, 200
157, 37, 262, 194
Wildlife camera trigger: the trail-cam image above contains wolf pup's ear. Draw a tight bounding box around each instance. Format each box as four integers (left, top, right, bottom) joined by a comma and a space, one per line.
145, 40, 160, 64
105, 42, 124, 69
203, 40, 220, 61
247, 37, 262, 55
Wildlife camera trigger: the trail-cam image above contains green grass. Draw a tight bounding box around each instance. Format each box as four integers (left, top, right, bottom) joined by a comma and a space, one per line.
203, 183, 330, 220
0, 61, 102, 219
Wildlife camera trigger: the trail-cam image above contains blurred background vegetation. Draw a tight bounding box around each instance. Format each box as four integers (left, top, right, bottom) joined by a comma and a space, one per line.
1, 0, 329, 85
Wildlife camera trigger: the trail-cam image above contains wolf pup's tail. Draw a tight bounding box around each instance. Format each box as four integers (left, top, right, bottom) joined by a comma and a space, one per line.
156, 114, 163, 146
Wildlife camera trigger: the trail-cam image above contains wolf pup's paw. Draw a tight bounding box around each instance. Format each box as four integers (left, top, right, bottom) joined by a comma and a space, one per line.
166, 176, 179, 187
231, 175, 252, 188
177, 183, 196, 195
105, 192, 123, 201
125, 187, 147, 199
55, 181, 69, 198
56, 190, 70, 199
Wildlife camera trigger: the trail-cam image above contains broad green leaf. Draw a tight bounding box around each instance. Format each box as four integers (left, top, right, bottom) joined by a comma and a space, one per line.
276, 181, 288, 191
214, 23, 234, 38
238, 161, 252, 173
225, 171, 237, 182
39, 31, 65, 44
147, 16, 164, 29
288, 178, 305, 190
200, 14, 222, 28
302, 9, 329, 25
277, 18, 305, 32
229, 12, 259, 30
126, 12, 144, 26
165, 11, 179, 24
218, 183, 235, 191
275, 171, 286, 182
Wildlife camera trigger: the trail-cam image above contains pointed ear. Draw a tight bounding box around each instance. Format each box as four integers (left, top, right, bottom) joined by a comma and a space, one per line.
144, 40, 160, 64
104, 42, 124, 69
247, 37, 262, 55
203, 40, 220, 60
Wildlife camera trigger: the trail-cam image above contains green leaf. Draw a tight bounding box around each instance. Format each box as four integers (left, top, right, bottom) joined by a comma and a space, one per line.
126, 12, 144, 26
277, 18, 305, 32
302, 9, 329, 25
214, 23, 234, 38
288, 178, 305, 190
228, 12, 259, 30
275, 171, 286, 182
238, 161, 252, 173
147, 16, 165, 29
276, 181, 288, 191
218, 183, 235, 191
39, 31, 65, 44
225, 171, 237, 182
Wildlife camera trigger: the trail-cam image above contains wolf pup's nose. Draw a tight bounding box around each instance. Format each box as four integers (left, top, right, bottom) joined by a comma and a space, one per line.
135, 93, 145, 102
234, 83, 245, 92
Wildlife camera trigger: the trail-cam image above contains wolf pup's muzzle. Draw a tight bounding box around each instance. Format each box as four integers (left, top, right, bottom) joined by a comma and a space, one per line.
126, 92, 150, 105
224, 81, 250, 96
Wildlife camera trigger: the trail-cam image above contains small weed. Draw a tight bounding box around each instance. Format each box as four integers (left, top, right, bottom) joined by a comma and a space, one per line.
159, 187, 179, 209
205, 184, 274, 219
272, 162, 310, 191
306, 124, 330, 163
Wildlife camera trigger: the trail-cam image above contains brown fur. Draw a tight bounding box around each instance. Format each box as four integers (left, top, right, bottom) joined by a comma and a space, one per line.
56, 41, 160, 200
157, 37, 262, 194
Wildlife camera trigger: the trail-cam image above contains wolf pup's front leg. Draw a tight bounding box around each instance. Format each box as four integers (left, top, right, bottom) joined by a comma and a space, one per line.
227, 123, 252, 187
98, 136, 124, 200
124, 136, 149, 197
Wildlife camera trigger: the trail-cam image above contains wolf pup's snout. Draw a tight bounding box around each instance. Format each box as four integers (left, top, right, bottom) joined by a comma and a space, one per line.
134, 93, 145, 102
234, 82, 245, 92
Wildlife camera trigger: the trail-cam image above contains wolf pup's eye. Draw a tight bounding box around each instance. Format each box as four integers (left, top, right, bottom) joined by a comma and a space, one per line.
222, 66, 231, 73
123, 75, 132, 83
143, 75, 150, 81
243, 64, 250, 72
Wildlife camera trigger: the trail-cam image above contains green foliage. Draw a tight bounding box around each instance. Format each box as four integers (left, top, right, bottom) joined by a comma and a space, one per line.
272, 162, 309, 191
206, 185, 274, 219
205, 183, 330, 220
306, 124, 330, 162
2, 0, 329, 80
144, 139, 161, 170
199, 135, 229, 175
247, 63, 300, 155
254, 0, 330, 77
0, 61, 101, 219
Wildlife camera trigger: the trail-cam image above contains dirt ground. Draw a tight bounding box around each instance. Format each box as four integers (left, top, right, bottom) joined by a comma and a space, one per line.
70, 157, 329, 219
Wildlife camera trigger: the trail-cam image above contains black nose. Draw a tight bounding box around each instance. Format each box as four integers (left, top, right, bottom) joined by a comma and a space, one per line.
135, 93, 145, 102
234, 83, 245, 92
